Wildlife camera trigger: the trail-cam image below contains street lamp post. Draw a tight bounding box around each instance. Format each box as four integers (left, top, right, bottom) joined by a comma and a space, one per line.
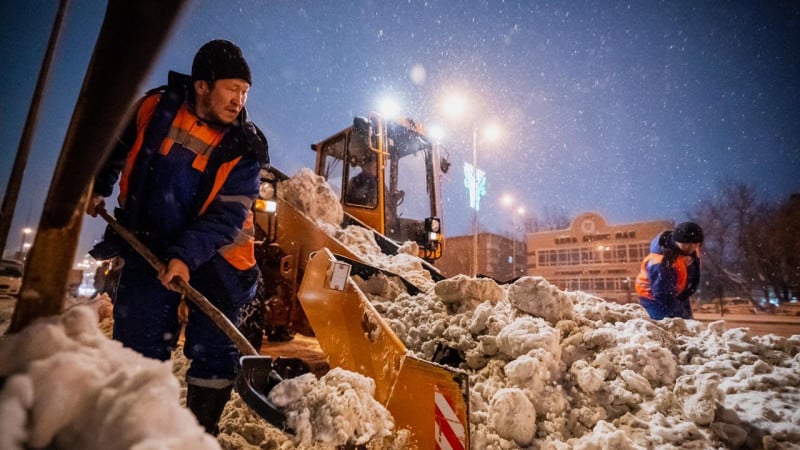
501, 195, 525, 279
512, 206, 525, 278
511, 213, 517, 277
471, 126, 478, 277
440, 92, 500, 277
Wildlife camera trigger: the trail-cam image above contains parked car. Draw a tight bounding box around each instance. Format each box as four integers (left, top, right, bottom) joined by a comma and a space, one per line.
0, 259, 24, 299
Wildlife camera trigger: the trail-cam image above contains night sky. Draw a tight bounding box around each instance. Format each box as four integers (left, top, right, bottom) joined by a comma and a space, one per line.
1, 0, 798, 262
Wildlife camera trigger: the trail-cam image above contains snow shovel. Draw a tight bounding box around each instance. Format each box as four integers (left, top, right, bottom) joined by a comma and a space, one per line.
95, 207, 307, 432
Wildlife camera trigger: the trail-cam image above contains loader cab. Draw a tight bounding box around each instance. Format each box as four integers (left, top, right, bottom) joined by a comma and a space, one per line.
313, 113, 443, 260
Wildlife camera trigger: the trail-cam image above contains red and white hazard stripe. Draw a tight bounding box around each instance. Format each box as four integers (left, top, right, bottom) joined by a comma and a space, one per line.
434, 388, 466, 450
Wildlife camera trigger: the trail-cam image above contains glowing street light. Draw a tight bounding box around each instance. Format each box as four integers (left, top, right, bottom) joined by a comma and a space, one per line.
441, 93, 468, 120
427, 124, 445, 143
484, 123, 502, 142
19, 227, 33, 256
377, 96, 402, 119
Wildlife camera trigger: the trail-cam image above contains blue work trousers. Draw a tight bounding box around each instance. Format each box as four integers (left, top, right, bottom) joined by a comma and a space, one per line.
639, 296, 693, 320
113, 252, 258, 383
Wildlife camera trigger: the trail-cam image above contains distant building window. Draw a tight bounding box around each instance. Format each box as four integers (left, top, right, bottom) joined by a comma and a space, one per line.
613, 244, 628, 262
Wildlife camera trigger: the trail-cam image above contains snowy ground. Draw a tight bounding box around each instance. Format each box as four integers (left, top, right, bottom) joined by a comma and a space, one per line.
2, 169, 799, 449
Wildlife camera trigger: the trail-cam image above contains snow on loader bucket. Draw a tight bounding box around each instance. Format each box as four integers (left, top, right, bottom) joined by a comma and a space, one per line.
298, 248, 471, 449
95, 208, 307, 432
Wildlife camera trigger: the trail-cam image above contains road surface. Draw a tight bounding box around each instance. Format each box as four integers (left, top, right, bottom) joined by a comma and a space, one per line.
694, 313, 800, 338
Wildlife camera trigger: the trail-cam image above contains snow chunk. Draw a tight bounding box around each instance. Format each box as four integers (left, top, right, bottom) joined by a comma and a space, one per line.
278, 168, 343, 227
495, 316, 561, 360
507, 276, 574, 323
267, 367, 394, 445
489, 388, 536, 446
434, 275, 505, 306
572, 420, 638, 450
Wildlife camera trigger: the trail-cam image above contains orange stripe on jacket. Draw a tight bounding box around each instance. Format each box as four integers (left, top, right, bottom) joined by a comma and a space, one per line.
634, 255, 656, 298
118, 95, 161, 206
635, 253, 689, 299
218, 211, 256, 270
199, 156, 242, 214
162, 104, 224, 171
198, 155, 256, 270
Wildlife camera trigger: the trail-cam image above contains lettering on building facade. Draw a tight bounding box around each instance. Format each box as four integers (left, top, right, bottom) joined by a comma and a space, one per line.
554, 230, 637, 245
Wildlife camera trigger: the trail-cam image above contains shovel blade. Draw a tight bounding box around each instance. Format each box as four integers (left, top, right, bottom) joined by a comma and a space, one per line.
235, 355, 310, 432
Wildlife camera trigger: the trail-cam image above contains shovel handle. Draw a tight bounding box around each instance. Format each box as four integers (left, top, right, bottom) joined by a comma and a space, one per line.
96, 207, 259, 356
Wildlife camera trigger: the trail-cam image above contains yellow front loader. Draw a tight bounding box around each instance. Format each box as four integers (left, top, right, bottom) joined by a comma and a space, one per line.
254, 113, 448, 338
241, 114, 471, 447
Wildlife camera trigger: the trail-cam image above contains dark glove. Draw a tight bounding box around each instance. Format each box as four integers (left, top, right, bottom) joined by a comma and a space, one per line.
88, 208, 130, 261
89, 227, 124, 261
662, 248, 680, 268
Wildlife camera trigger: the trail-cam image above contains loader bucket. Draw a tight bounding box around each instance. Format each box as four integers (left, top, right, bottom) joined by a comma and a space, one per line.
236, 356, 311, 432
297, 249, 470, 448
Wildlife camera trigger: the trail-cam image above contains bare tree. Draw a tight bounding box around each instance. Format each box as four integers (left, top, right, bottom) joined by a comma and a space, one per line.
692, 181, 799, 307
744, 194, 800, 304
689, 182, 751, 302
524, 205, 571, 232
785, 194, 800, 302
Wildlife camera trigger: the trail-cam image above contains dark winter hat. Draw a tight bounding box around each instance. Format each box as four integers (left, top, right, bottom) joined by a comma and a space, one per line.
191, 39, 252, 85
673, 221, 704, 244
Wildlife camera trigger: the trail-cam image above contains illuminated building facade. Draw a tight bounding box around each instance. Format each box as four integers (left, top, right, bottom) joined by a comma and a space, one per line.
525, 212, 672, 303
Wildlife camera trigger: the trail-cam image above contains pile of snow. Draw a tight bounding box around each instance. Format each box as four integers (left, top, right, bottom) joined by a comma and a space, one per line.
332, 226, 436, 292
367, 276, 800, 448
267, 368, 394, 445
2, 170, 798, 450
166, 343, 401, 449
0, 306, 219, 450
278, 168, 343, 228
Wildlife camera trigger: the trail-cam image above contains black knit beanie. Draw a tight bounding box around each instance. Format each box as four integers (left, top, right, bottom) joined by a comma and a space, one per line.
191, 40, 252, 85
673, 221, 704, 244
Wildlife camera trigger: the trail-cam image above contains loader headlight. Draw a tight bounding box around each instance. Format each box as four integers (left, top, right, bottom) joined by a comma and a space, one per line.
256, 178, 278, 213
259, 181, 275, 200
425, 217, 441, 233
